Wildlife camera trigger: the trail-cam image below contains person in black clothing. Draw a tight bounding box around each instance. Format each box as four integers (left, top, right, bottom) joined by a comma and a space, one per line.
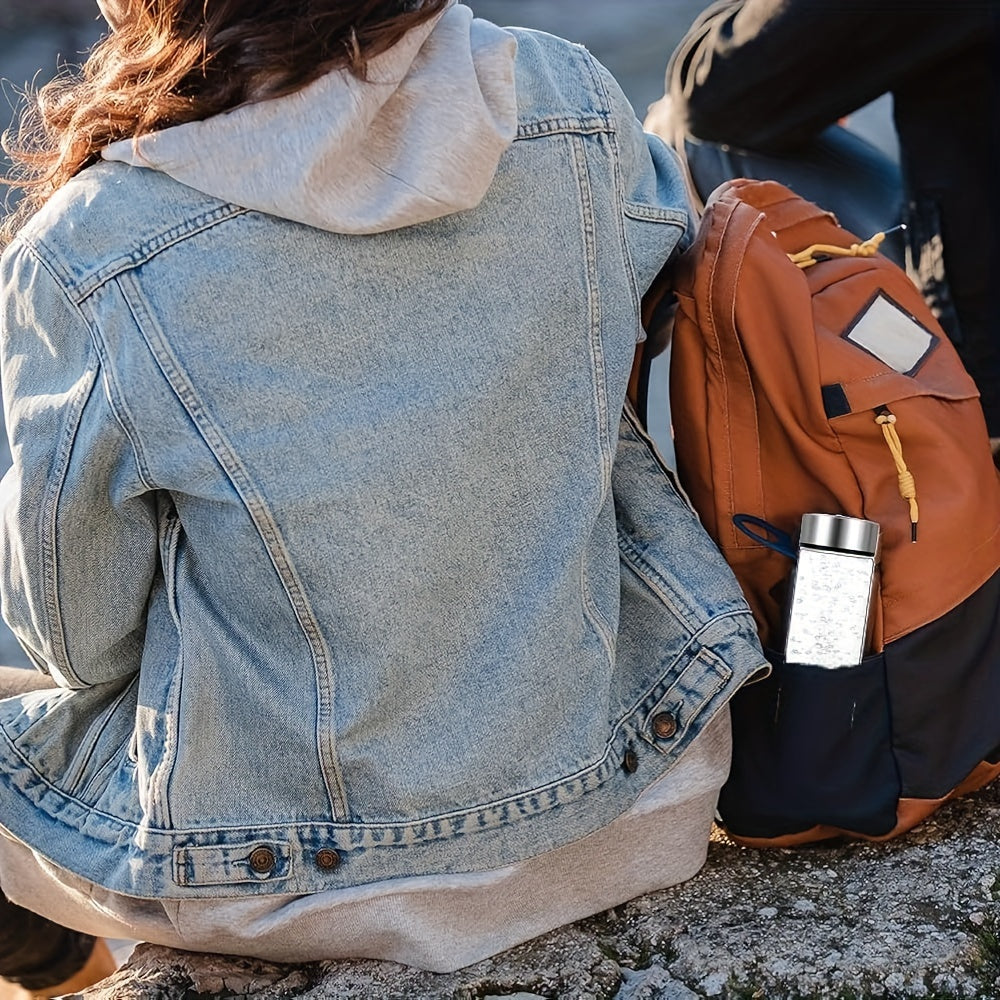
647, 0, 1000, 451
0, 893, 113, 999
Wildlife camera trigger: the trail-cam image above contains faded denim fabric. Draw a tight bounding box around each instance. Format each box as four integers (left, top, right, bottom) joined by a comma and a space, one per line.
0, 29, 766, 899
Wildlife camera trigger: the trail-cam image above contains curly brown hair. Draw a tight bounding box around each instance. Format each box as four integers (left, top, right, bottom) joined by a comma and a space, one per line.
1, 0, 450, 244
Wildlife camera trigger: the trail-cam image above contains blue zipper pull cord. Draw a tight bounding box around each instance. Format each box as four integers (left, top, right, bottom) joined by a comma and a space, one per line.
732, 513, 797, 560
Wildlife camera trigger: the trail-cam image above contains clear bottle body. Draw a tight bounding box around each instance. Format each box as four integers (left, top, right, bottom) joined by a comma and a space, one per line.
783, 514, 880, 668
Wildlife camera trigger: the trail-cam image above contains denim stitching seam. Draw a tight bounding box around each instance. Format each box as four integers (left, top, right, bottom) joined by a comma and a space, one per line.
569, 134, 613, 489
118, 273, 349, 820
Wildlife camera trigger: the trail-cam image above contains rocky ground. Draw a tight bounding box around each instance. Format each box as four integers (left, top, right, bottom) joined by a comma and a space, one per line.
77, 784, 1000, 999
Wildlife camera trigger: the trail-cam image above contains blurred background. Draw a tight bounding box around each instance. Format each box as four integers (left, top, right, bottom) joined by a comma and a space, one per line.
0, 1, 895, 668
0, 0, 709, 186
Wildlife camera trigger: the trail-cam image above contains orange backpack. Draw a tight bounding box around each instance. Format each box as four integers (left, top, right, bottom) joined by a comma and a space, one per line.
643, 178, 1000, 846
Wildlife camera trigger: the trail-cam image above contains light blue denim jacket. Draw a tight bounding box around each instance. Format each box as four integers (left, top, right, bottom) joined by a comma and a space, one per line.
0, 19, 765, 898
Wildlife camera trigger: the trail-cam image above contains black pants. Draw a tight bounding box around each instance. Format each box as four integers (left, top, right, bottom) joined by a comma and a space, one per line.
0, 666, 96, 991
0, 891, 96, 991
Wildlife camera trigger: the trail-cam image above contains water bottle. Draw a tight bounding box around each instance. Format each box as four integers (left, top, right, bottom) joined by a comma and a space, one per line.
784, 513, 881, 668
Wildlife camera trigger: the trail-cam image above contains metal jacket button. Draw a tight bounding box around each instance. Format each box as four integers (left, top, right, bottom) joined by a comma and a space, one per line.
622, 749, 639, 773
315, 849, 341, 871
651, 712, 678, 740
249, 846, 276, 874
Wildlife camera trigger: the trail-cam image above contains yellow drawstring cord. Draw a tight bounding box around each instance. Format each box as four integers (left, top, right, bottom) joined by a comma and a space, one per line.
788, 230, 887, 269
875, 408, 918, 541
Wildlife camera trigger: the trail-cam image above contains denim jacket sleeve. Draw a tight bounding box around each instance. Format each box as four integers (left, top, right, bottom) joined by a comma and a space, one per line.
594, 60, 693, 301
0, 241, 157, 688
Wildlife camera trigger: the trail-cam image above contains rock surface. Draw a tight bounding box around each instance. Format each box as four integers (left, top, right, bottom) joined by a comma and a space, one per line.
76, 783, 1000, 1000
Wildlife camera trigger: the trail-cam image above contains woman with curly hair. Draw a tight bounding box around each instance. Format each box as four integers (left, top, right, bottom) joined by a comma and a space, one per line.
0, 0, 765, 993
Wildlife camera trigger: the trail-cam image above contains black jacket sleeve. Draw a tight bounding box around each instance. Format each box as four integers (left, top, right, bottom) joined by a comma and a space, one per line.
668, 0, 991, 153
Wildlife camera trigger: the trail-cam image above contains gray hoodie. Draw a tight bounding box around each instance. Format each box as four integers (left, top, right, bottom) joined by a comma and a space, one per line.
104, 3, 518, 234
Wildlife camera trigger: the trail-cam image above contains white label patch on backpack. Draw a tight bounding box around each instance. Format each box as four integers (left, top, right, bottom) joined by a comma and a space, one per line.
843, 292, 937, 375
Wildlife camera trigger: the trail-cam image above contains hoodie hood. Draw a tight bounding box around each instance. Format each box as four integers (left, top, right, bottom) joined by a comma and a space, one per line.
102, 3, 518, 234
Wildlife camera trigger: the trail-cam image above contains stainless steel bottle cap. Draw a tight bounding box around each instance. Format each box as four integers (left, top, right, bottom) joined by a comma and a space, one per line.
799, 513, 880, 555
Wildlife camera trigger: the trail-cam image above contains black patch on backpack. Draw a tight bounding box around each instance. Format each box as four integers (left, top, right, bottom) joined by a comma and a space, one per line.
821, 383, 851, 419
